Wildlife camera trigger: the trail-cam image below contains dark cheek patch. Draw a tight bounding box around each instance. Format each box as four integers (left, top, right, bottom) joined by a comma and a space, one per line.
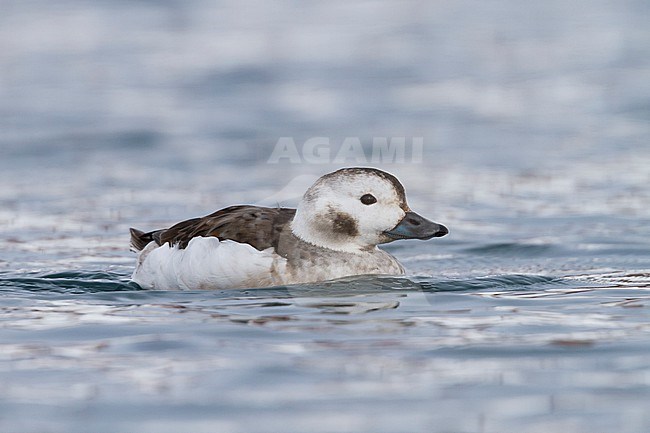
332, 212, 359, 237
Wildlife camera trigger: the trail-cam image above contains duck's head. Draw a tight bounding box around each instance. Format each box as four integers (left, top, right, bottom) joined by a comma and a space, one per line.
290, 167, 448, 253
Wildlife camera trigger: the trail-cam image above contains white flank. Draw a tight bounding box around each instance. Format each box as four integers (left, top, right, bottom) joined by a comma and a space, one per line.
131, 237, 285, 290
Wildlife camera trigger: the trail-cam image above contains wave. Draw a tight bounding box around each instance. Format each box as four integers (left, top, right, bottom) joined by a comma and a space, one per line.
0, 270, 565, 298
0, 271, 140, 294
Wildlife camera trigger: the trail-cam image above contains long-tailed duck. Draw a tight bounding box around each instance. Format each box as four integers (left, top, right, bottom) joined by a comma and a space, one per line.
130, 167, 448, 290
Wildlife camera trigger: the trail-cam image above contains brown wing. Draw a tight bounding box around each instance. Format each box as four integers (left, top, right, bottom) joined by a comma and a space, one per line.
130, 205, 296, 251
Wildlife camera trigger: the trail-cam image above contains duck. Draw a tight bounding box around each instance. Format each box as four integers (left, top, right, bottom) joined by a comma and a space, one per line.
130, 167, 448, 290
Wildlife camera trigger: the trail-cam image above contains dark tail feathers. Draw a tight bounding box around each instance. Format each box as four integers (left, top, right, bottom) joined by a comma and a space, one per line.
130, 228, 155, 252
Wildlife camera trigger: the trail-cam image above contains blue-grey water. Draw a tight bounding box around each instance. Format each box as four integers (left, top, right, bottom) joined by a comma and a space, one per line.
1, 1, 650, 432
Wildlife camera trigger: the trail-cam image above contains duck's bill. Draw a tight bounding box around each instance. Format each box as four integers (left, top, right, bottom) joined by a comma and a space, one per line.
384, 211, 448, 241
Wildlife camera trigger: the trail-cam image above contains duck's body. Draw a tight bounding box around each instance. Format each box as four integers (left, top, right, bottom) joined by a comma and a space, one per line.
131, 168, 447, 290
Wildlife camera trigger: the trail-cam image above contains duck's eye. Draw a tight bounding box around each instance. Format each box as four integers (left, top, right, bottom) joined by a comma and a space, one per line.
360, 194, 377, 205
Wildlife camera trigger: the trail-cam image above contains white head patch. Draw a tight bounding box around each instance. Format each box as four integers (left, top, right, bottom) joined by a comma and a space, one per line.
291, 168, 410, 253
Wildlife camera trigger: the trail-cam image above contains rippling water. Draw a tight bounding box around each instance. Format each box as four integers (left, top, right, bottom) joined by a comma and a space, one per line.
1, 0, 650, 432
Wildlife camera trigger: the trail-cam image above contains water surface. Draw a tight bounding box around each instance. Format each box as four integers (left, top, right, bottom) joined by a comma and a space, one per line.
1, 1, 650, 432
